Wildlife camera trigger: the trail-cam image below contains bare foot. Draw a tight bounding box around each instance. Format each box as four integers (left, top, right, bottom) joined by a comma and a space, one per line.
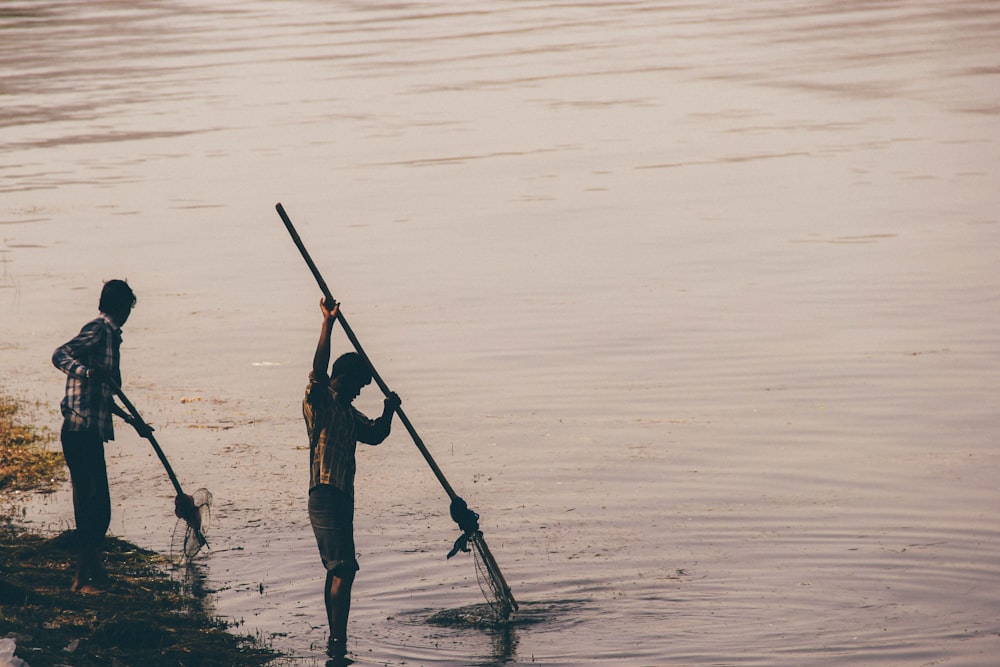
75, 583, 105, 595
327, 637, 349, 659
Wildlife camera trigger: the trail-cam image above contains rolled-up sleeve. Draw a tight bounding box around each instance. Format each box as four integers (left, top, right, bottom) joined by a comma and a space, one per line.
52, 320, 104, 378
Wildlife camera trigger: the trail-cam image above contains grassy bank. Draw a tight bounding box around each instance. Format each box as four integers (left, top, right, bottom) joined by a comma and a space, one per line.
0, 390, 280, 666
0, 393, 63, 492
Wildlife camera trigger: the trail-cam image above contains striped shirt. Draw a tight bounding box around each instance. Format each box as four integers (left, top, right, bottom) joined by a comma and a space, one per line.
303, 371, 391, 497
52, 314, 123, 442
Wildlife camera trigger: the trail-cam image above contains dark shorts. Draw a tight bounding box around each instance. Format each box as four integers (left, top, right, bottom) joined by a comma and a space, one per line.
308, 484, 359, 575
61, 424, 111, 547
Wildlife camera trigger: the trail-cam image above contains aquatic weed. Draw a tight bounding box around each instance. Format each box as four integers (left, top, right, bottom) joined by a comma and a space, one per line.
0, 392, 63, 493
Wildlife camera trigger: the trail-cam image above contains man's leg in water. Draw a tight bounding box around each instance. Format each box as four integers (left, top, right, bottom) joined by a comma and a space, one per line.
326, 568, 355, 655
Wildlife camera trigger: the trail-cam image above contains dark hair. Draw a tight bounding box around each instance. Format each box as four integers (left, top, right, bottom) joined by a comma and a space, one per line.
99, 279, 137, 314
331, 352, 372, 384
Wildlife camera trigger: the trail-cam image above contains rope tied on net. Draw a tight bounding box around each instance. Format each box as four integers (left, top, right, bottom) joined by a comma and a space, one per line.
447, 496, 481, 559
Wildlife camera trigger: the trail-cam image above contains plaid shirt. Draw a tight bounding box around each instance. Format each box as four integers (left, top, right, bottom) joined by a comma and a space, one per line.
52, 314, 123, 442
303, 371, 390, 498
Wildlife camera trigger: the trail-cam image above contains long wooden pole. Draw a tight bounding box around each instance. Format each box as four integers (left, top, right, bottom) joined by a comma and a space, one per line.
276, 202, 459, 500
107, 378, 208, 548
276, 203, 517, 616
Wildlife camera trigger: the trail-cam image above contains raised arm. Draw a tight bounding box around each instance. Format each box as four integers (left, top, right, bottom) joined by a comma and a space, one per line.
312, 298, 340, 380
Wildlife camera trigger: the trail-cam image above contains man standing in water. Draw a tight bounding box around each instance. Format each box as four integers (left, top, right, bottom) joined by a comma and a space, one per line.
304, 298, 400, 660
52, 279, 147, 593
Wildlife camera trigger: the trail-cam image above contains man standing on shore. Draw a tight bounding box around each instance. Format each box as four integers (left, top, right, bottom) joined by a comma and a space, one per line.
303, 298, 400, 661
52, 279, 145, 593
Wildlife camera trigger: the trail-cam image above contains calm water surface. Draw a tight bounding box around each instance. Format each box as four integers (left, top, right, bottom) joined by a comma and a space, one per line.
2, 1, 999, 665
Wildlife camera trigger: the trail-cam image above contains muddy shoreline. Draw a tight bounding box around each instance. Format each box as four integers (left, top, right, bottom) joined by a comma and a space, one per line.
0, 390, 280, 667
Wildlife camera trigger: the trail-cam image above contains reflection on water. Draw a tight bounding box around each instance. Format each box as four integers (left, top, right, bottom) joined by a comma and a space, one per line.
415, 601, 567, 666
2, 0, 999, 665
422, 605, 522, 666
173, 558, 212, 603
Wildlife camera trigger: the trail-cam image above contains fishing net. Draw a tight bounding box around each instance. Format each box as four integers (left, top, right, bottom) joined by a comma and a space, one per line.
448, 497, 518, 620
470, 532, 518, 621
170, 487, 212, 564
